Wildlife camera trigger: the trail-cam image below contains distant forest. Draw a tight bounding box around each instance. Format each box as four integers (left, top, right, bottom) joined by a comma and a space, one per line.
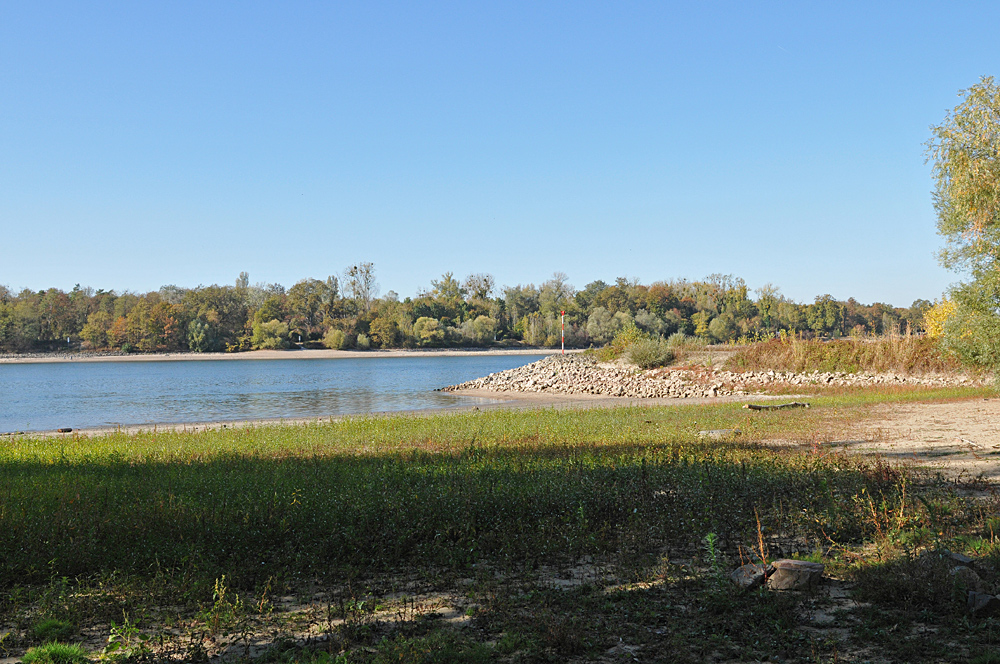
0, 264, 932, 353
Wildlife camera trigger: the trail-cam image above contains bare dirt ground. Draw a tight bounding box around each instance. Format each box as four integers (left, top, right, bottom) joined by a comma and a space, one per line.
819, 397, 1000, 482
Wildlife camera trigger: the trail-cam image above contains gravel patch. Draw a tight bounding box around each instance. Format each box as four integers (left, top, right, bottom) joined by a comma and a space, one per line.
440, 354, 980, 400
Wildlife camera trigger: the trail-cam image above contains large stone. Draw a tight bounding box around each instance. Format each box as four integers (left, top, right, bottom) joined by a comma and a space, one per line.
951, 565, 985, 593
731, 563, 771, 590
766, 559, 824, 590
948, 551, 975, 566
969, 591, 1000, 617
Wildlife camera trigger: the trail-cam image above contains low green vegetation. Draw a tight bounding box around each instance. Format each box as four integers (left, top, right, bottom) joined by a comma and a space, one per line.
20, 643, 90, 664
1, 400, 845, 587
2, 386, 1000, 661
32, 618, 74, 643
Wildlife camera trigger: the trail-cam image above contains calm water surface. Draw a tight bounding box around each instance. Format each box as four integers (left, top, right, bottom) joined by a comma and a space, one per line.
0, 354, 547, 432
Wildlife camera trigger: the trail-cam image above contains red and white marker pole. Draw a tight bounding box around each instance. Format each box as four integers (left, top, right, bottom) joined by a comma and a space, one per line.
561, 310, 565, 355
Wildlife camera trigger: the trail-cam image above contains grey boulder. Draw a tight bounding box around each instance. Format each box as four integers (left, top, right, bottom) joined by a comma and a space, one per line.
767, 559, 824, 590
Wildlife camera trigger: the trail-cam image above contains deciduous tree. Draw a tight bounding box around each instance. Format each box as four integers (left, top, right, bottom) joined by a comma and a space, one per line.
928, 77, 1000, 365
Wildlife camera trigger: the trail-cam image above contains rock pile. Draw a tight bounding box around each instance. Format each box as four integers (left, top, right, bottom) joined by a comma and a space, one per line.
917, 549, 1000, 617
440, 354, 980, 400
720, 368, 977, 389
441, 354, 732, 399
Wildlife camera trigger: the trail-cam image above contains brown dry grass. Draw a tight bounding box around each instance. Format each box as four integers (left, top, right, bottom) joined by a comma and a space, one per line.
724, 336, 966, 375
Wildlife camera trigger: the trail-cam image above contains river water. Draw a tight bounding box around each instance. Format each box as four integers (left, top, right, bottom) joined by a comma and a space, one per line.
0, 354, 547, 433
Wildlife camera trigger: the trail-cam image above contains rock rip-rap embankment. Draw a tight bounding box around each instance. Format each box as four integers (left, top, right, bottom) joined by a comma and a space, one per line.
440, 354, 978, 400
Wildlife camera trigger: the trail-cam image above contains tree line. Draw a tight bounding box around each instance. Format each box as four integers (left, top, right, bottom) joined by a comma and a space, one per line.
0, 265, 931, 354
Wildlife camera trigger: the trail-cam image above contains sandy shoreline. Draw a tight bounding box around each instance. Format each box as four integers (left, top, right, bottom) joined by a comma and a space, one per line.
5, 389, 787, 439
0, 347, 573, 365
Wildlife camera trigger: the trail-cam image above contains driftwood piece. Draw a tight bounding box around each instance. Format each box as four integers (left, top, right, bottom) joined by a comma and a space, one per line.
742, 402, 810, 411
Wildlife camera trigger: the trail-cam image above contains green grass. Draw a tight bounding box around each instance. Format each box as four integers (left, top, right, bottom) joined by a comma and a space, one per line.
32, 618, 74, 643
21, 642, 90, 664
2, 391, 966, 588
0, 386, 998, 662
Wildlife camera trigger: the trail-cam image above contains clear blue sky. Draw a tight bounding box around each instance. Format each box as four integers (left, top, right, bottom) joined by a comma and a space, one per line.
2, 2, 996, 307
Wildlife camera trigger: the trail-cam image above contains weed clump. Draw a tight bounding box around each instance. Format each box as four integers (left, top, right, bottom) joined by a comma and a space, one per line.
32, 618, 74, 643
21, 643, 89, 664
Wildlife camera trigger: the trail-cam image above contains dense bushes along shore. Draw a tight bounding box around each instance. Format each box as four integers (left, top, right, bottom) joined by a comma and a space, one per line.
0, 267, 931, 354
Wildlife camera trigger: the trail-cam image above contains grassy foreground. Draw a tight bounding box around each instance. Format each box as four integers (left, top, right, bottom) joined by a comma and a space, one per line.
2, 386, 1000, 662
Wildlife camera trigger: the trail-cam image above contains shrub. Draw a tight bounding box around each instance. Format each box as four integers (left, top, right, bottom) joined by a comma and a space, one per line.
322, 328, 347, 350
473, 316, 498, 344
708, 314, 737, 343
187, 318, 217, 353
924, 299, 957, 339
356, 333, 371, 350
251, 319, 290, 350
459, 316, 497, 345
634, 308, 667, 335
586, 307, 613, 343
587, 307, 632, 344
666, 332, 705, 350
628, 338, 675, 369
369, 317, 399, 348
413, 317, 445, 346
597, 323, 646, 361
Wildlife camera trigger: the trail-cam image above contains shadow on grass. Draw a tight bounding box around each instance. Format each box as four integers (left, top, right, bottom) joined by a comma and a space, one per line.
1, 438, 913, 591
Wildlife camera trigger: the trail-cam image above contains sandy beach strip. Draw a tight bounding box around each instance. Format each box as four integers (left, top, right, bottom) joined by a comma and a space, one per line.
0, 347, 573, 365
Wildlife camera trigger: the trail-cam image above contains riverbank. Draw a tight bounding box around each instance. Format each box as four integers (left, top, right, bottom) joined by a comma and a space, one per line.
0, 346, 575, 364
3, 389, 998, 663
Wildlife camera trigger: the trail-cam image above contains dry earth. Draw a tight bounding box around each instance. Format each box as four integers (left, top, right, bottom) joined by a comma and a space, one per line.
813, 397, 1000, 482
